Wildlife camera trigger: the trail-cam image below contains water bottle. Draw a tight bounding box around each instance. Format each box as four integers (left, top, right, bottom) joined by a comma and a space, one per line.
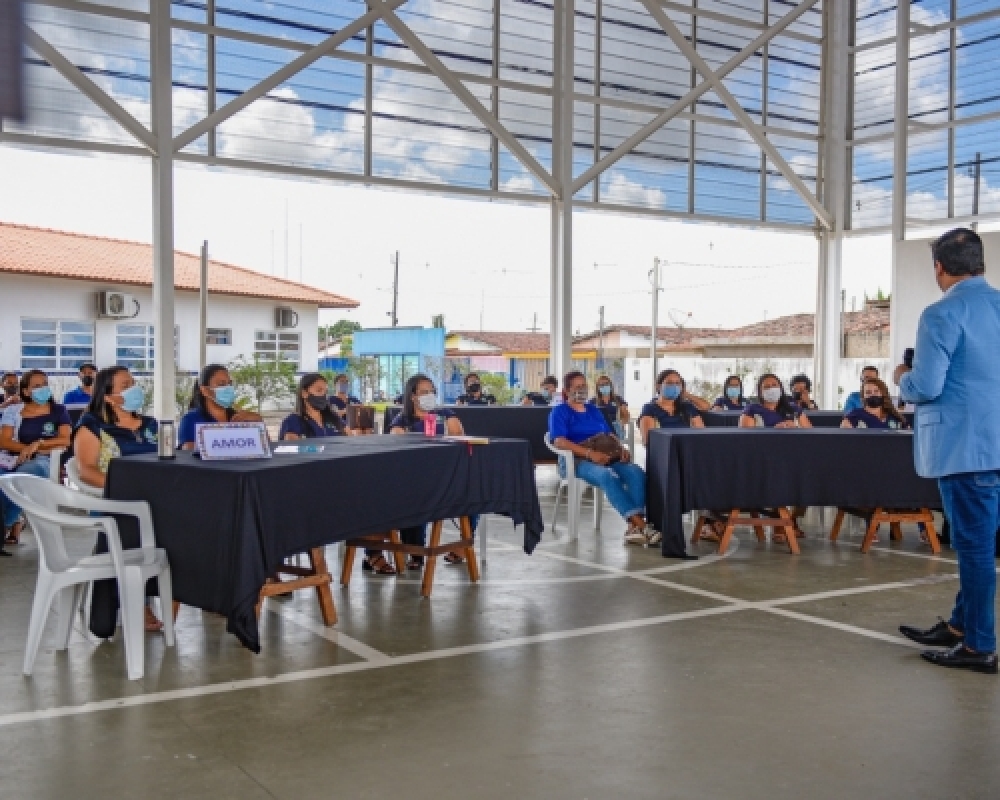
158, 420, 176, 459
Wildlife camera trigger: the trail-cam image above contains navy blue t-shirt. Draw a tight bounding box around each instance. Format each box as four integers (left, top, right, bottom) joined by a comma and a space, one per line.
16, 404, 72, 445
713, 396, 745, 411
279, 413, 345, 439
177, 407, 234, 446
74, 412, 159, 457
329, 394, 360, 414
590, 396, 627, 428
548, 403, 611, 444
843, 409, 907, 430
390, 407, 456, 433
457, 393, 496, 406
743, 403, 798, 428
639, 400, 700, 428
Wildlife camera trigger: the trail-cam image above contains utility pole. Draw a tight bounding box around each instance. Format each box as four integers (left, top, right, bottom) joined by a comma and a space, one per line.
390, 250, 399, 327
527, 312, 540, 333
598, 305, 605, 370
650, 257, 662, 388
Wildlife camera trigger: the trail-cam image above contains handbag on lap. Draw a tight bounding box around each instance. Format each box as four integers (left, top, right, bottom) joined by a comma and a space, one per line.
579, 433, 625, 464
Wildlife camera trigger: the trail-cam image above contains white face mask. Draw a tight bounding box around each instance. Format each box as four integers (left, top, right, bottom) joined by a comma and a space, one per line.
761, 387, 782, 404
417, 393, 437, 412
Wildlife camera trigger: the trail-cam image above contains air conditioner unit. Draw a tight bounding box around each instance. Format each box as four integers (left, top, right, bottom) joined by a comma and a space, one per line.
275, 307, 299, 329
97, 291, 139, 318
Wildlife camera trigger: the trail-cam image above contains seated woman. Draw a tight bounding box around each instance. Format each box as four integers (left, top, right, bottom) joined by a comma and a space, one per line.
638, 369, 705, 446
280, 373, 347, 439
790, 374, 819, 411
71, 366, 169, 633
456, 372, 496, 405
390, 374, 469, 567
0, 370, 72, 547
841, 377, 907, 430
178, 364, 262, 450
327, 373, 360, 424
740, 374, 813, 429
591, 375, 630, 436
712, 375, 747, 411
550, 370, 659, 547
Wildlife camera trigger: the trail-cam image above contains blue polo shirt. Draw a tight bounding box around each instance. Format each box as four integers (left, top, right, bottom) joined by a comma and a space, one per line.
843, 391, 863, 412
63, 387, 93, 405
548, 403, 610, 444
279, 413, 345, 439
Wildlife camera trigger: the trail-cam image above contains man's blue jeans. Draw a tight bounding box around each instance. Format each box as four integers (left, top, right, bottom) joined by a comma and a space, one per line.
941, 470, 1000, 653
561, 458, 646, 521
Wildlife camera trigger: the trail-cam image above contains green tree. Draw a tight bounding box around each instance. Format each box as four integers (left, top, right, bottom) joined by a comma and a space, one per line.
228, 354, 296, 412
319, 319, 362, 344
480, 372, 517, 405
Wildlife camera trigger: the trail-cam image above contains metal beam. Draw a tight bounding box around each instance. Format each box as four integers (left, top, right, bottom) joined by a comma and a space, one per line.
371, 0, 559, 196
656, 0, 822, 44
23, 25, 157, 153
889, 0, 909, 368
172, 0, 409, 153
850, 6, 1000, 55
550, 0, 574, 377
571, 0, 819, 195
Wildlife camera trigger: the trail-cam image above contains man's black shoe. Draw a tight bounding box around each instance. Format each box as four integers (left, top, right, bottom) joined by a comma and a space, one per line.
899, 618, 963, 647
921, 644, 998, 674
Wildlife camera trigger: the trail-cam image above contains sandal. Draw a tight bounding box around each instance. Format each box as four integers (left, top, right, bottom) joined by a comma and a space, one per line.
444, 551, 466, 565
699, 520, 725, 543
144, 607, 163, 633
5, 520, 24, 546
362, 554, 397, 575
406, 555, 425, 571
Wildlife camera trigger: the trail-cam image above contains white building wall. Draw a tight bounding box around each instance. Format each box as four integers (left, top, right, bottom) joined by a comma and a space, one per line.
0, 274, 319, 388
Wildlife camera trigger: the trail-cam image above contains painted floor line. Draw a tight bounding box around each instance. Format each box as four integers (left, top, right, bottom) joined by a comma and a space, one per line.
759, 606, 924, 650
266, 606, 390, 663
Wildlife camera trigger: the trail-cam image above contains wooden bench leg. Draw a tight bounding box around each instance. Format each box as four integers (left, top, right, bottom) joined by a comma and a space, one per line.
340, 544, 357, 587
890, 521, 903, 541
421, 521, 444, 598
716, 508, 740, 554
860, 514, 881, 554
460, 516, 480, 583
389, 530, 406, 574
308, 547, 337, 626
829, 509, 846, 542
749, 511, 766, 543
922, 512, 942, 555
777, 507, 800, 555
692, 515, 707, 544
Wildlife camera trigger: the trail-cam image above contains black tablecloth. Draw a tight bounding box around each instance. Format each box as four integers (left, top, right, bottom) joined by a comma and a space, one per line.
382, 405, 556, 464
645, 428, 941, 557
106, 436, 544, 651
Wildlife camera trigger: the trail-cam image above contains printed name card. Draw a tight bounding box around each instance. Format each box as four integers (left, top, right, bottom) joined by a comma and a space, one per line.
196, 422, 271, 460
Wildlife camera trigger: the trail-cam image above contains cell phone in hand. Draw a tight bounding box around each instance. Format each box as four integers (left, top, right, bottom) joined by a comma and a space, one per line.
903, 348, 914, 368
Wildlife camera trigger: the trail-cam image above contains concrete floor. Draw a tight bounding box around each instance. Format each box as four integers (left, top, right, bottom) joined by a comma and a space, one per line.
1, 471, 999, 799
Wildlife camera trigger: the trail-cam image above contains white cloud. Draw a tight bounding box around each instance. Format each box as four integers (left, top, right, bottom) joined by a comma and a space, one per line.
602, 172, 666, 208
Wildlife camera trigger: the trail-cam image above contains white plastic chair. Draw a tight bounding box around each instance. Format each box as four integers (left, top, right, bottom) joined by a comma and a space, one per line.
64, 457, 104, 497
47, 448, 64, 483
544, 434, 605, 538
0, 474, 174, 681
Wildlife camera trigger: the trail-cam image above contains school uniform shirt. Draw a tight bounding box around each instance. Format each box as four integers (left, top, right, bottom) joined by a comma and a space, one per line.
843, 409, 907, 430
329, 394, 361, 417
390, 407, 457, 434
73, 412, 158, 473
456, 393, 496, 406
11, 404, 72, 445
524, 392, 552, 406
639, 400, 700, 429
590, 396, 627, 428
547, 402, 611, 445
62, 387, 93, 405
177, 407, 234, 447
712, 396, 746, 411
279, 413, 345, 439
742, 403, 798, 428
795, 398, 819, 411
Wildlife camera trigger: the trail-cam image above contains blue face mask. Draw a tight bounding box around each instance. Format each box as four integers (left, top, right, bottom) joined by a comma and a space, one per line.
541, 388, 552, 400
30, 386, 52, 405
726, 386, 741, 400
598, 385, 611, 396
120, 384, 145, 413
660, 384, 682, 401
213, 385, 236, 409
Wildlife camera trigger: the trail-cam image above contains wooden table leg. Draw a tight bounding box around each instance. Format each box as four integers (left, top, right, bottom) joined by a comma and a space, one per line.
829, 509, 846, 542
460, 516, 480, 583
308, 547, 337, 626
340, 542, 357, 587
421, 521, 444, 598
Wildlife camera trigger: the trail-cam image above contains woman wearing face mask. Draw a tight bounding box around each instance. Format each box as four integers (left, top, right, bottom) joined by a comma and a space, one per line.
281, 374, 347, 439
390, 374, 468, 567
0, 370, 73, 548
638, 369, 705, 446
841, 378, 907, 430
550, 371, 660, 546
740, 374, 812, 429
328, 372, 360, 422
457, 372, 496, 405
523, 376, 559, 406
1, 372, 22, 410
712, 375, 747, 411
591, 375, 630, 435
178, 364, 262, 450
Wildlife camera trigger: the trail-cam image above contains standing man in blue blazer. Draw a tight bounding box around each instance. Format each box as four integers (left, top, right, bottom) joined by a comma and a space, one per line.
895, 228, 1000, 674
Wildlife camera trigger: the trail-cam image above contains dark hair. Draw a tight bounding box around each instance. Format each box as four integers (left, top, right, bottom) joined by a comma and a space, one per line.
863, 377, 905, 426
932, 228, 985, 276
189, 363, 233, 417
723, 375, 746, 404
541, 375, 558, 388
88, 366, 134, 425
465, 372, 480, 386
562, 370, 586, 401
78, 362, 98, 373
19, 369, 48, 404
756, 373, 798, 419
1, 371, 17, 382
402, 372, 435, 419
655, 369, 692, 423
294, 373, 344, 435
594, 374, 617, 406
861, 365, 879, 377
790, 373, 812, 392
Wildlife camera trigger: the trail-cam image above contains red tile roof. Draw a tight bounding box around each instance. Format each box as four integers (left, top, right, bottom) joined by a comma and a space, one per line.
708, 308, 890, 340
448, 331, 556, 353
0, 223, 358, 309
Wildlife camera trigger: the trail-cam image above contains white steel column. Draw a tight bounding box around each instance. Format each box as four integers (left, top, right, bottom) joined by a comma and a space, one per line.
549, 0, 574, 379
888, 0, 909, 367
814, 0, 850, 409
151, 0, 176, 418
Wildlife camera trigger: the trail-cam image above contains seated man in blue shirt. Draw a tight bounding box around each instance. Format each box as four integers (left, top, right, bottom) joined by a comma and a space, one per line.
843, 365, 880, 412
549, 370, 660, 547
62, 362, 98, 406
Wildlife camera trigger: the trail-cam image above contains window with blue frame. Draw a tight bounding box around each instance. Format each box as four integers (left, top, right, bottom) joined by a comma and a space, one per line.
20, 319, 94, 370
